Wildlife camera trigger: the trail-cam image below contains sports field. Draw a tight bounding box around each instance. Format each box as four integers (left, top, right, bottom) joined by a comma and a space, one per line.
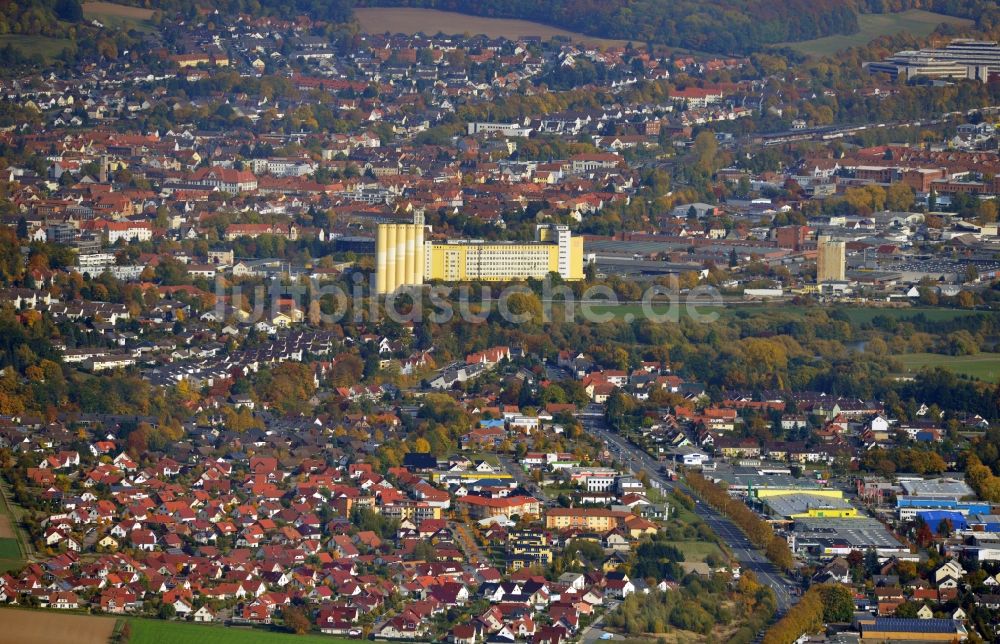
779, 10, 973, 56
894, 352, 1000, 383
354, 8, 629, 47
128, 619, 359, 644
0, 608, 117, 644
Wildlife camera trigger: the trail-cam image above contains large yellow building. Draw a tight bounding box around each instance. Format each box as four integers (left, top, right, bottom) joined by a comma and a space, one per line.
545, 508, 630, 531
816, 235, 846, 283
375, 223, 425, 295
375, 222, 584, 294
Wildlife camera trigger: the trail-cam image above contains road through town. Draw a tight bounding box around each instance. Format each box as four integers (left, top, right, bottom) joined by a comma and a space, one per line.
578, 406, 798, 614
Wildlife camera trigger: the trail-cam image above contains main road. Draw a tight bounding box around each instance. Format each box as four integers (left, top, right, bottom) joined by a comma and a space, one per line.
578, 405, 798, 614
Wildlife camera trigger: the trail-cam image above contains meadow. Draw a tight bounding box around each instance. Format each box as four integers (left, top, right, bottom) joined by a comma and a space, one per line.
354, 8, 629, 47
894, 352, 1000, 383
839, 307, 991, 325
663, 540, 727, 563
82, 2, 155, 32
0, 35, 73, 62
0, 482, 26, 572
778, 10, 973, 56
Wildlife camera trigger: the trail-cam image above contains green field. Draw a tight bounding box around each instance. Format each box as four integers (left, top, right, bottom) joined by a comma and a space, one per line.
894, 352, 1000, 383
663, 540, 726, 563
0, 34, 74, 62
840, 307, 992, 326
778, 10, 973, 56
0, 480, 27, 573
128, 619, 359, 644
82, 2, 156, 33
0, 537, 21, 571
555, 301, 995, 327
564, 302, 781, 323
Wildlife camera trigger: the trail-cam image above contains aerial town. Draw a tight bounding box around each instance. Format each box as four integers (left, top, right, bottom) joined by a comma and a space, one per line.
1, 1, 1000, 643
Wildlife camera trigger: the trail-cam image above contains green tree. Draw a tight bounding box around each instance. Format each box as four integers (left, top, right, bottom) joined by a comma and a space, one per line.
818, 584, 854, 623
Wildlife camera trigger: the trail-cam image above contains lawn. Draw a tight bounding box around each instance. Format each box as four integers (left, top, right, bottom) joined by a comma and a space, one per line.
128, 619, 360, 644
0, 34, 73, 62
778, 9, 973, 56
663, 540, 726, 563
894, 352, 1000, 383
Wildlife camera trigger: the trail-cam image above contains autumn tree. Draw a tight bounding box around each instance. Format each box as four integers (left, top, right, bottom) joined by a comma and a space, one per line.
283, 605, 311, 635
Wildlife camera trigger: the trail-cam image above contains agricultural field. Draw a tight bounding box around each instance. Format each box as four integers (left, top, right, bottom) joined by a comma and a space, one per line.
0, 483, 26, 572
82, 2, 155, 31
354, 8, 629, 47
778, 10, 973, 56
127, 619, 359, 644
0, 35, 73, 62
0, 608, 117, 644
894, 352, 1000, 383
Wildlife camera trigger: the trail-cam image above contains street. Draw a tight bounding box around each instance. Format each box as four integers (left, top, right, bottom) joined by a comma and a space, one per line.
578, 405, 797, 614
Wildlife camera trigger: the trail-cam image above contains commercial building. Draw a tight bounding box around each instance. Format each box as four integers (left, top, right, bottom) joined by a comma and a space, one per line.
897, 497, 989, 521
792, 517, 907, 557
375, 221, 584, 294
816, 235, 846, 283
899, 477, 974, 499
857, 617, 967, 642
764, 493, 859, 520
466, 122, 532, 137
866, 39, 1000, 82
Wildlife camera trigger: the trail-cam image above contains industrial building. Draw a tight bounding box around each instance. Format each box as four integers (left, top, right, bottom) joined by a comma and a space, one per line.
866, 39, 1000, 82
375, 222, 426, 295
899, 477, 974, 498
816, 235, 846, 283
375, 221, 583, 294
792, 517, 907, 557
857, 617, 967, 642
764, 493, 859, 520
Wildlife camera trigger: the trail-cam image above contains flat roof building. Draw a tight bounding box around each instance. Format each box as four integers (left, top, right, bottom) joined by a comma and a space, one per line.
792, 517, 907, 557
857, 617, 967, 642
765, 493, 859, 520
899, 478, 974, 499
376, 221, 583, 294
866, 39, 999, 82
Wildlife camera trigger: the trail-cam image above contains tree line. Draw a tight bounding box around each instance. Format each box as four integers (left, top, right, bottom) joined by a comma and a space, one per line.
355, 0, 860, 54
685, 471, 795, 572
762, 583, 853, 644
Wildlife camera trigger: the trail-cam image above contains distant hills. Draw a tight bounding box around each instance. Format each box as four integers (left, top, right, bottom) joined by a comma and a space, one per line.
352, 0, 994, 54
1, 0, 991, 57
